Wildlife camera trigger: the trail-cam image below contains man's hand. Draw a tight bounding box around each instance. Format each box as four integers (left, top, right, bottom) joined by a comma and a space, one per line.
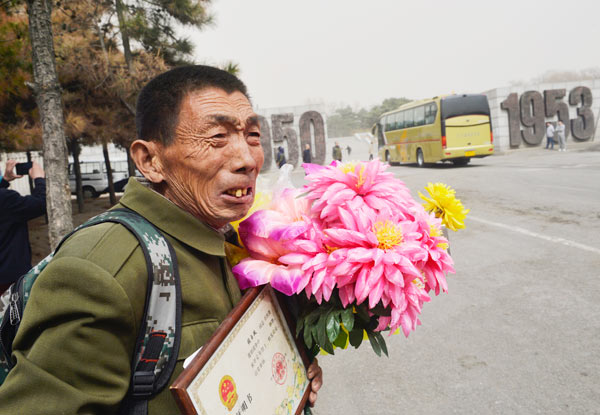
3, 160, 22, 182
29, 161, 45, 179
307, 358, 323, 407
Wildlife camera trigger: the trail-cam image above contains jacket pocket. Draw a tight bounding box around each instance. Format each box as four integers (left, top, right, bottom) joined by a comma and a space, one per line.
177, 319, 220, 361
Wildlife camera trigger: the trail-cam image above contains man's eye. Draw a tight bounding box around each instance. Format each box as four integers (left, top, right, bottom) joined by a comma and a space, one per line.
247, 132, 261, 144
212, 133, 227, 139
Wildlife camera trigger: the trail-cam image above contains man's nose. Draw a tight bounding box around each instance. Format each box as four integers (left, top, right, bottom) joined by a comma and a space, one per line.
230, 133, 258, 173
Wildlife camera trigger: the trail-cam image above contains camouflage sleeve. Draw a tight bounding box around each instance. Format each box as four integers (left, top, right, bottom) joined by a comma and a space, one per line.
0, 256, 138, 414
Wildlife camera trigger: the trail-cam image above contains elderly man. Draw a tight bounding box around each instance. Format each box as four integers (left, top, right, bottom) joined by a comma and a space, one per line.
0, 66, 322, 414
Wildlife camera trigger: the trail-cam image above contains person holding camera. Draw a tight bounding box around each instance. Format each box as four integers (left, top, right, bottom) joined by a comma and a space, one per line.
0, 159, 46, 294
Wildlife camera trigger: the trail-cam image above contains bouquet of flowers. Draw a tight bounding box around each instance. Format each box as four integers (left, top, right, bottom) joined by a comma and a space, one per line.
230, 159, 468, 357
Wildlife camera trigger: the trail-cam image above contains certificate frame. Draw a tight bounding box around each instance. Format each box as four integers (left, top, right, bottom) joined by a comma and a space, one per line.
170, 285, 312, 415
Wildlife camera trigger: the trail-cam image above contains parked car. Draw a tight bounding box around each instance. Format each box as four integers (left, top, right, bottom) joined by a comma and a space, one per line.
69, 160, 130, 198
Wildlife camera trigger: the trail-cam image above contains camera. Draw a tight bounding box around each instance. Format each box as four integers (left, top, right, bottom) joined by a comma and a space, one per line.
15, 162, 33, 176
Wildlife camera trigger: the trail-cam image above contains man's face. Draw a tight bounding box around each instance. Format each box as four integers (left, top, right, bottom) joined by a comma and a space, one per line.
158, 88, 264, 229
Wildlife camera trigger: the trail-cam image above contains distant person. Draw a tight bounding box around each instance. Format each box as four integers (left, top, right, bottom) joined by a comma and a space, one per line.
332, 141, 342, 162
346, 145, 352, 156
303, 143, 312, 163
275, 146, 287, 168
0, 159, 46, 294
369, 149, 374, 160
556, 120, 566, 151
545, 122, 555, 150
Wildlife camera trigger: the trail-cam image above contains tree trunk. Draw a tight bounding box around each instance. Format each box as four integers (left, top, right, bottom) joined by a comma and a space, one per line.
115, 0, 135, 74
126, 147, 136, 178
26, 0, 73, 249
102, 141, 117, 205
96, 18, 136, 180
70, 138, 84, 213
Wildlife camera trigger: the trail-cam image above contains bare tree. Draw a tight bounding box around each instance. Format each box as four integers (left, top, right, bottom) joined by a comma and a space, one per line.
26, 0, 73, 248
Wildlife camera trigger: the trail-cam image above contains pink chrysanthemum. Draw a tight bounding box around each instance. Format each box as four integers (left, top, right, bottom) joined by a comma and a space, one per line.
233, 188, 313, 295
322, 205, 431, 336
302, 159, 417, 227
413, 210, 455, 295
232, 158, 458, 340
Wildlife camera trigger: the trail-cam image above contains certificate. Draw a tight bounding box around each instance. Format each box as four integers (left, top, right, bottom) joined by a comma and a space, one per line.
170, 286, 311, 415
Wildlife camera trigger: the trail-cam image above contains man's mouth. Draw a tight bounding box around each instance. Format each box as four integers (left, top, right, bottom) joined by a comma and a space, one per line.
224, 187, 252, 198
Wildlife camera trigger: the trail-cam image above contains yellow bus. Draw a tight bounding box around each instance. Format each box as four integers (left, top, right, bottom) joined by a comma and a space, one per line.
373, 94, 494, 166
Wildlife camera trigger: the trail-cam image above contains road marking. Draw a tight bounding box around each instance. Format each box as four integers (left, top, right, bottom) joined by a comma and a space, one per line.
468, 215, 600, 255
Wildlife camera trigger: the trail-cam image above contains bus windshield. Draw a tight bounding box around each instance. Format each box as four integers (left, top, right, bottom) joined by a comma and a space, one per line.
441, 94, 490, 120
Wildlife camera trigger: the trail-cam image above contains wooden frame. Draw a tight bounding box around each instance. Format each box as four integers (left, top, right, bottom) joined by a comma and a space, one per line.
170, 286, 311, 415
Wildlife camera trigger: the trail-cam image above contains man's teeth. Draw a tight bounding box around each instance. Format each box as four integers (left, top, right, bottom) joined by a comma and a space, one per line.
226, 188, 248, 197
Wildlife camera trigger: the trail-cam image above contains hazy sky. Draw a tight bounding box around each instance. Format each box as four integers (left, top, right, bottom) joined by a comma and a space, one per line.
191, 0, 599, 110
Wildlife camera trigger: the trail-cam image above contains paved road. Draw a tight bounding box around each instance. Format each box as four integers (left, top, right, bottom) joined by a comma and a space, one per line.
269, 141, 600, 414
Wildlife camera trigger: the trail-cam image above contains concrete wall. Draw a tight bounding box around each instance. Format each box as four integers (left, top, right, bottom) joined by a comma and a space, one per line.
483, 79, 600, 153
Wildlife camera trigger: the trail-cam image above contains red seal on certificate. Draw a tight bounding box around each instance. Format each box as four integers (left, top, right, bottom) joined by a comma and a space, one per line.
218, 375, 238, 411
272, 352, 287, 385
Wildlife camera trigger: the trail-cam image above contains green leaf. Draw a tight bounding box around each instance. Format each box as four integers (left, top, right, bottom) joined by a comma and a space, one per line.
325, 310, 340, 343
305, 309, 321, 326
321, 338, 335, 355
303, 326, 313, 349
367, 331, 382, 357
374, 332, 389, 357
341, 308, 354, 332
311, 322, 321, 351
355, 304, 371, 323
309, 343, 321, 358
349, 328, 364, 348
296, 315, 305, 337
316, 313, 329, 349
332, 329, 348, 349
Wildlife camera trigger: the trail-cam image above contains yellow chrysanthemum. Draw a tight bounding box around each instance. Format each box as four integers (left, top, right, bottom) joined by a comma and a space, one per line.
419, 182, 469, 231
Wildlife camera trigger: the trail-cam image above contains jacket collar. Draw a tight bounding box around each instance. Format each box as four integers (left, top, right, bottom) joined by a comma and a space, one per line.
118, 178, 226, 257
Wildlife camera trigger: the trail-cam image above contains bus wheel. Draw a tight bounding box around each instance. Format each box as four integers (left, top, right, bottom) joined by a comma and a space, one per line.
452, 158, 470, 166
416, 149, 425, 167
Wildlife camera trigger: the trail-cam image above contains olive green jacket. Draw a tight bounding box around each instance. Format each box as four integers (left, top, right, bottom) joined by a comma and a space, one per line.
0, 178, 242, 414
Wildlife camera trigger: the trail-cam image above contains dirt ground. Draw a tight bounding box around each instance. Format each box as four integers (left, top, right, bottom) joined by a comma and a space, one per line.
28, 194, 122, 264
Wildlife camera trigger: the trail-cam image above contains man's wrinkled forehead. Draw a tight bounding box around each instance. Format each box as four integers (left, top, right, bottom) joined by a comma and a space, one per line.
203, 114, 260, 130
178, 87, 257, 126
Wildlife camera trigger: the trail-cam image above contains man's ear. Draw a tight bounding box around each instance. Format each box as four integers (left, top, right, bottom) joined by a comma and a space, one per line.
130, 140, 165, 184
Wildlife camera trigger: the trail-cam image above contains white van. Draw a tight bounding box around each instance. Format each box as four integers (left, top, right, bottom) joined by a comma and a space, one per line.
68, 160, 129, 198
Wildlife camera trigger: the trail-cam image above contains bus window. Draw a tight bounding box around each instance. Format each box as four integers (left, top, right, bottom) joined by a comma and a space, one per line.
441, 94, 490, 120
392, 113, 400, 131
414, 106, 425, 126
404, 109, 414, 128
425, 103, 437, 124
430, 103, 438, 123
396, 111, 405, 129
385, 115, 394, 132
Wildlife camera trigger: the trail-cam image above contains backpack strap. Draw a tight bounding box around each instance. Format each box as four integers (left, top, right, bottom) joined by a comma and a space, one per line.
0, 208, 182, 415
84, 209, 182, 415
